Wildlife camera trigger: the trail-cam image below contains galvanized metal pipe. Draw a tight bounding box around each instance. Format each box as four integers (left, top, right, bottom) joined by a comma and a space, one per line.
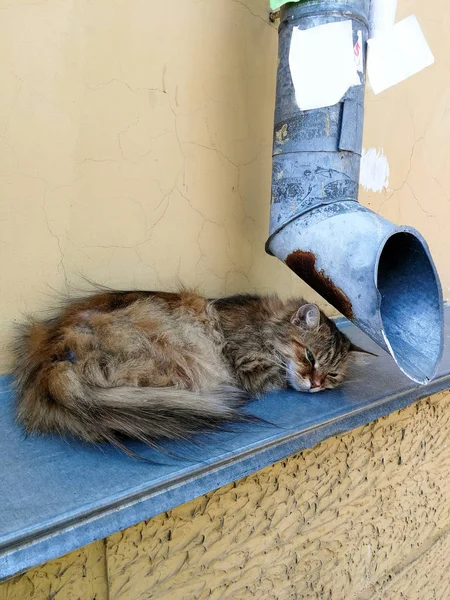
266, 0, 443, 384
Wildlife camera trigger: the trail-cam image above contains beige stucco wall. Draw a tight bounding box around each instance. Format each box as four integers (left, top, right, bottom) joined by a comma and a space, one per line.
1, 0, 449, 372
3, 390, 450, 599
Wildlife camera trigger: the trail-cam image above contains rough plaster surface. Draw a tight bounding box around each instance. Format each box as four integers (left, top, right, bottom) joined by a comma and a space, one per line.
100, 391, 450, 600
0, 541, 107, 600
361, 529, 450, 600
1, 0, 449, 372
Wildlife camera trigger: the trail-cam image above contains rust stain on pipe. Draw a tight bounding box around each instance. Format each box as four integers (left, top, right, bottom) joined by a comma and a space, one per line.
286, 250, 354, 319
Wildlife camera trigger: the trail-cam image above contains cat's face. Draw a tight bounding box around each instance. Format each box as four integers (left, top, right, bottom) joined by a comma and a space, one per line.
285, 304, 368, 393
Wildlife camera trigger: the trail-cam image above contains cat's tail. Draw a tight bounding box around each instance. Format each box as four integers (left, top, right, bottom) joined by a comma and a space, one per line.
13, 322, 252, 450
16, 378, 252, 450
70, 385, 252, 448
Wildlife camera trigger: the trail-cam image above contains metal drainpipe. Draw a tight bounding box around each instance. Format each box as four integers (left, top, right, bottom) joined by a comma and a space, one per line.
266, 0, 443, 384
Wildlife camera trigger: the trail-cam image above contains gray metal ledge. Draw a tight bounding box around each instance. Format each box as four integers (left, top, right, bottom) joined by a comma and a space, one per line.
1, 309, 449, 580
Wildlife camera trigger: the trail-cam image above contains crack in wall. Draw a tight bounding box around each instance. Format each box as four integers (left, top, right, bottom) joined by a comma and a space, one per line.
41, 199, 68, 291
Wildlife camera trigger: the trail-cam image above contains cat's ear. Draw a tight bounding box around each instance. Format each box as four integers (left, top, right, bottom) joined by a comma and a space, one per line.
291, 304, 321, 331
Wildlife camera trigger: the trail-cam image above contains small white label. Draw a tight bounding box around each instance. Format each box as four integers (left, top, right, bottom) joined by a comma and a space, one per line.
289, 20, 361, 111
354, 30, 364, 73
368, 15, 434, 95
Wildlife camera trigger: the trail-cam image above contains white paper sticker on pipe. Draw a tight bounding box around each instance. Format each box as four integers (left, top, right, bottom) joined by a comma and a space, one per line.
368, 15, 434, 95
289, 20, 361, 111
369, 0, 397, 39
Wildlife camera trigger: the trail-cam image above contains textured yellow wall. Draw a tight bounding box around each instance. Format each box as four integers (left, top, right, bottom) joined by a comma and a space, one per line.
3, 391, 450, 599
102, 391, 450, 600
1, 0, 450, 371
0, 541, 107, 600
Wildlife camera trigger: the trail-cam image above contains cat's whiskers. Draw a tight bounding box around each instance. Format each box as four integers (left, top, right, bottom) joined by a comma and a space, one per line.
271, 356, 289, 370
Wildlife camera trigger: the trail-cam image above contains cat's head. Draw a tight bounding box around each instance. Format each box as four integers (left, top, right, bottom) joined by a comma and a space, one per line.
285, 303, 373, 393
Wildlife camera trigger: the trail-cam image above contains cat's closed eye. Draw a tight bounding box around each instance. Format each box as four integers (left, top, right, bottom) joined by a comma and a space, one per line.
329, 372, 338, 378
305, 348, 315, 364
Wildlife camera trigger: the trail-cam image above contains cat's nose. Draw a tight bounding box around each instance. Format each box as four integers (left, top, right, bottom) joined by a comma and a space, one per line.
311, 376, 323, 389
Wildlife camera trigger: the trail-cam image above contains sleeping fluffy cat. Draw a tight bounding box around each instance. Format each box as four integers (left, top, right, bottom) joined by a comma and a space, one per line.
12, 289, 369, 449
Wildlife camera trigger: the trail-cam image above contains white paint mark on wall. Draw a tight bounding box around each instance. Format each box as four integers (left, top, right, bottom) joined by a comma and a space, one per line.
360, 147, 390, 192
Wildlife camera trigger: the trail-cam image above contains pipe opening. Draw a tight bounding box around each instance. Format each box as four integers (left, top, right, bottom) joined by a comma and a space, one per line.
377, 232, 443, 383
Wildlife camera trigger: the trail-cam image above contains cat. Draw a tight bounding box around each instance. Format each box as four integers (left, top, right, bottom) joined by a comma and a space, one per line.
12, 289, 369, 450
